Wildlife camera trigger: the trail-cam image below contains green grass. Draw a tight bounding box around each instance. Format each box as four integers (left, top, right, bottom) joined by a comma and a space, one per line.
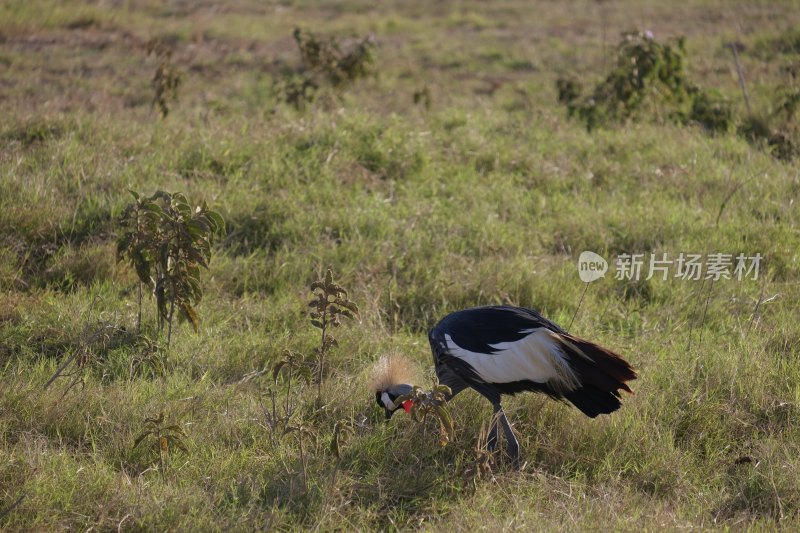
2, 0, 800, 530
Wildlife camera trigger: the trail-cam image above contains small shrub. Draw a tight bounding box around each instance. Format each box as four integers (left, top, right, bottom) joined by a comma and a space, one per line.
307, 269, 359, 404
275, 74, 318, 111
294, 28, 375, 88
557, 31, 732, 132
738, 66, 799, 161
739, 116, 798, 161
413, 86, 432, 109
689, 90, 734, 133
133, 411, 189, 479
146, 39, 182, 118
277, 29, 376, 110
116, 190, 225, 346
128, 334, 168, 378
555, 78, 582, 111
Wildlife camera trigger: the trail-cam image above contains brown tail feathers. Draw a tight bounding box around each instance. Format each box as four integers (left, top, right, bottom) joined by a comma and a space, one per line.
557, 333, 637, 418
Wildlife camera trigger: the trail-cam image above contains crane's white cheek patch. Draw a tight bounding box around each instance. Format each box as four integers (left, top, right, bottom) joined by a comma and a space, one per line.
381, 392, 394, 410
445, 330, 580, 392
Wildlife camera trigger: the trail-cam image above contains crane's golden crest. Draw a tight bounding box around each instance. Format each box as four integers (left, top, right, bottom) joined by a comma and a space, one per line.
368, 353, 419, 391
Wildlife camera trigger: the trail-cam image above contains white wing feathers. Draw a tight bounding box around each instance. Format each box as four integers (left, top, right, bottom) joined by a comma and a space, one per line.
444, 329, 581, 393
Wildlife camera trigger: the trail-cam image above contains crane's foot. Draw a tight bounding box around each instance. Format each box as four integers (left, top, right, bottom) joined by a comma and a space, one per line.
507, 443, 521, 470
498, 408, 521, 470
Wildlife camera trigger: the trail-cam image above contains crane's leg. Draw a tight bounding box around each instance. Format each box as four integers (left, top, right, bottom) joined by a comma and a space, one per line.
495, 404, 520, 469
486, 403, 519, 468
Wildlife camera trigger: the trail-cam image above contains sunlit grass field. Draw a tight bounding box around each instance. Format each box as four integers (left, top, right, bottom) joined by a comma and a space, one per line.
2, 0, 800, 530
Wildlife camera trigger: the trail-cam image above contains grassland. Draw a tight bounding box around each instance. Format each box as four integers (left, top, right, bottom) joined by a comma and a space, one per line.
1, 0, 800, 530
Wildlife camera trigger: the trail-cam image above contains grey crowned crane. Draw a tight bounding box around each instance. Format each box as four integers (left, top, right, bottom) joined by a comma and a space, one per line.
374, 305, 636, 467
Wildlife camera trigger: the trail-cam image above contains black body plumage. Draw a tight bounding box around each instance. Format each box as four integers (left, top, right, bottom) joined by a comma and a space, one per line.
428, 305, 636, 416
377, 305, 636, 467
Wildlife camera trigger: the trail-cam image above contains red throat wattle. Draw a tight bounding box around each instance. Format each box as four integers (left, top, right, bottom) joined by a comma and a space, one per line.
402, 400, 413, 413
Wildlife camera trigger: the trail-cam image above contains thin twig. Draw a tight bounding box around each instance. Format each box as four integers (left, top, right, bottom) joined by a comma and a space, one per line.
43, 352, 78, 390
0, 494, 25, 520
43, 322, 116, 390
567, 283, 590, 332
118, 513, 131, 533
747, 285, 766, 337
55, 374, 86, 403
729, 43, 752, 117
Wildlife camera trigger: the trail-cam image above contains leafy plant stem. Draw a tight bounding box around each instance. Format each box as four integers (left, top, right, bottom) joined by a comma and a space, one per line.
286, 366, 293, 419
167, 287, 176, 348
317, 311, 327, 404
730, 43, 752, 117
158, 427, 165, 480
137, 281, 143, 333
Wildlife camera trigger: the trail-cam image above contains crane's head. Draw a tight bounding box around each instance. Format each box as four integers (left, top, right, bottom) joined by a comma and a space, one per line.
369, 353, 418, 421
375, 384, 413, 420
